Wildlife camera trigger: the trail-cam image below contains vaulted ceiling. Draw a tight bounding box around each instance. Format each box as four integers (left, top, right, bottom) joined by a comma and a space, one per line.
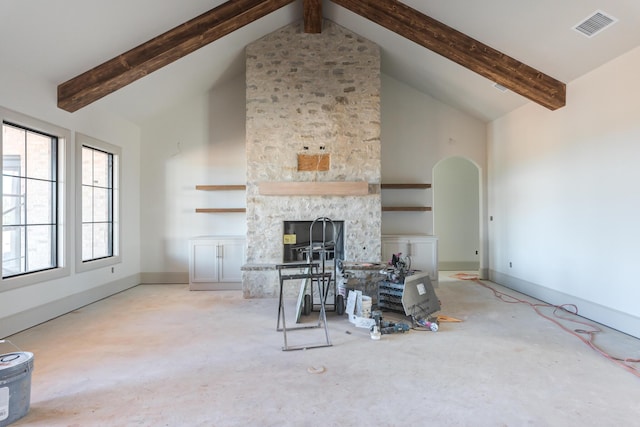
3, 0, 640, 124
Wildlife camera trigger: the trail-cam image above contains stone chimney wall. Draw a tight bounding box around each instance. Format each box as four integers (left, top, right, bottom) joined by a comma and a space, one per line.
243, 20, 381, 297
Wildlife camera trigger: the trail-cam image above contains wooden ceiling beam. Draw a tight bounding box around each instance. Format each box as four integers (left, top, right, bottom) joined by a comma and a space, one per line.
303, 0, 323, 33
330, 0, 566, 110
57, 0, 295, 112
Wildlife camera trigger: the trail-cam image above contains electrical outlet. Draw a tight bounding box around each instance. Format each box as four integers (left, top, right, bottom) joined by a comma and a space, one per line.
509, 262, 512, 268
111, 267, 115, 273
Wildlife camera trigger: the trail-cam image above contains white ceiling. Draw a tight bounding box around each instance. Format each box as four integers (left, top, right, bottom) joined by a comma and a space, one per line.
2, 0, 640, 124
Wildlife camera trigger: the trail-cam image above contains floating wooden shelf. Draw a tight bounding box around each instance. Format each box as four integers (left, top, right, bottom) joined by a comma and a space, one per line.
381, 183, 431, 189
195, 208, 246, 213
195, 185, 246, 191
381, 183, 431, 212
382, 206, 432, 212
195, 185, 246, 213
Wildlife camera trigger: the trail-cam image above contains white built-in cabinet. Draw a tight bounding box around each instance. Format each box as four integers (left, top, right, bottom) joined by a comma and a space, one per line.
189, 236, 246, 290
382, 235, 438, 285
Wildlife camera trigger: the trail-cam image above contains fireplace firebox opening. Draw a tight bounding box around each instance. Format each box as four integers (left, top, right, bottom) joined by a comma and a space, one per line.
283, 220, 345, 263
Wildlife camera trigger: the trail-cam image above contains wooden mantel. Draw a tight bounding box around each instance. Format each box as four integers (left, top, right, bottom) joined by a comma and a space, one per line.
258, 181, 369, 196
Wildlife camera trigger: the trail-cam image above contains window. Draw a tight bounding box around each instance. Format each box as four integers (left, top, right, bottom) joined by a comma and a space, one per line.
2, 123, 58, 277
76, 134, 120, 271
1, 108, 69, 289
82, 146, 113, 261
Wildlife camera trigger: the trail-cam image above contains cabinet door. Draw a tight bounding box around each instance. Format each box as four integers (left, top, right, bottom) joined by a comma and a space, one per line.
382, 235, 438, 283
191, 241, 218, 283
381, 238, 409, 265
408, 238, 438, 281
218, 239, 245, 283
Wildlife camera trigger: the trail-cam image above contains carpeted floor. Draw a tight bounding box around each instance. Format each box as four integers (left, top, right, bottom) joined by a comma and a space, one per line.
5, 273, 640, 426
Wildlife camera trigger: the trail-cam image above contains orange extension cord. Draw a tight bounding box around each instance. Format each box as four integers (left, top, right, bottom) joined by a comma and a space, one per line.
451, 273, 640, 378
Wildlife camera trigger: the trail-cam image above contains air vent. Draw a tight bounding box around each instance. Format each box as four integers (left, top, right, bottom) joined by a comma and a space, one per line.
573, 10, 618, 37
493, 83, 508, 92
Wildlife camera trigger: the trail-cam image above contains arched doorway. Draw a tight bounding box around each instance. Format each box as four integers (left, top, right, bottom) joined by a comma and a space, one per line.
433, 157, 480, 272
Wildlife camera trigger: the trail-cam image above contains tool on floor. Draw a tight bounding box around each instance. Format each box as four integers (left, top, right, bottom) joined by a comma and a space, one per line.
378, 271, 440, 320
380, 321, 411, 334
415, 316, 440, 331
369, 311, 410, 335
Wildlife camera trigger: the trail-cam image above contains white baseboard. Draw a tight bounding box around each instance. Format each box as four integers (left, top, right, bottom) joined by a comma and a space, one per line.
439, 261, 480, 271
1, 274, 140, 338
189, 282, 242, 291
139, 272, 189, 284
490, 270, 640, 339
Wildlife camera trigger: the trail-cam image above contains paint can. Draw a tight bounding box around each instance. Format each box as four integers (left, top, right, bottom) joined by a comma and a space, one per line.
0, 350, 34, 427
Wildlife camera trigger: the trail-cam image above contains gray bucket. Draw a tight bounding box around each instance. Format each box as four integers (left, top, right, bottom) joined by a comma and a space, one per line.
0, 350, 34, 427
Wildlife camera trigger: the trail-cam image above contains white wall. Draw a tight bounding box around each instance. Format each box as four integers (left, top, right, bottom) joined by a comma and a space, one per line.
0, 66, 141, 337
381, 74, 487, 269
139, 75, 247, 280
488, 46, 640, 338
138, 73, 488, 279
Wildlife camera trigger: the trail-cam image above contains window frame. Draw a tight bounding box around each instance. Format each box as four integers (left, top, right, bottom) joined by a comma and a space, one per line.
75, 133, 121, 273
0, 107, 70, 291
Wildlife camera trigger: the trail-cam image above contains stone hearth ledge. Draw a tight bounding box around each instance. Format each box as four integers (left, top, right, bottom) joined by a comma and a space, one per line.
240, 261, 386, 271
241, 262, 387, 300
241, 263, 279, 271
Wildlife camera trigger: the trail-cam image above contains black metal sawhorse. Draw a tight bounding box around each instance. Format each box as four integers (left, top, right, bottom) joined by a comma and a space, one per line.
276, 263, 333, 351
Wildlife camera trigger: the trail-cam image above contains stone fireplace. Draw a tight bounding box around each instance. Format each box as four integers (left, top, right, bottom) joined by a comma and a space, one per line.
242, 20, 381, 297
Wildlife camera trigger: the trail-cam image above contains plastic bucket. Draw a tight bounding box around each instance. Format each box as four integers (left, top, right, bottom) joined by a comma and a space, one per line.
0, 350, 34, 427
